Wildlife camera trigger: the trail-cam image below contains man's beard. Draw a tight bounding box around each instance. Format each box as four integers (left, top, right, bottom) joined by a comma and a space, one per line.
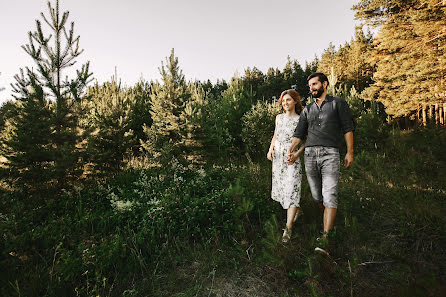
311, 87, 324, 98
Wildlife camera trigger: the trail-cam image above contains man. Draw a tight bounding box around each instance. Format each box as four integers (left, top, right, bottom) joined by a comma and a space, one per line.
287, 72, 354, 255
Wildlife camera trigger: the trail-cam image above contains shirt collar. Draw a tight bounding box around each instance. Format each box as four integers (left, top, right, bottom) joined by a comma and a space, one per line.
312, 95, 333, 105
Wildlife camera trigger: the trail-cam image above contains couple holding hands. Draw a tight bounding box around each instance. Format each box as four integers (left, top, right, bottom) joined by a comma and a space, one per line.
267, 72, 355, 255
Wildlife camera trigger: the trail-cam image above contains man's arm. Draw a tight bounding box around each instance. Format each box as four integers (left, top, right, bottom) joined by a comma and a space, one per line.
288, 137, 301, 154
344, 131, 354, 168
287, 139, 305, 165
288, 106, 308, 156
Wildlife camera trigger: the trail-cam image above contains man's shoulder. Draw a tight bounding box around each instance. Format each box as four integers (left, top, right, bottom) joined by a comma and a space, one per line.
328, 95, 346, 103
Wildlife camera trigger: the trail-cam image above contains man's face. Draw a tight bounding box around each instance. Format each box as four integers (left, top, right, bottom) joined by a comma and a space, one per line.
308, 77, 326, 98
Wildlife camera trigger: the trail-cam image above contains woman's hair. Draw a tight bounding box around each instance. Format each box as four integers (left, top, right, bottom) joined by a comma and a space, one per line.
279, 89, 303, 114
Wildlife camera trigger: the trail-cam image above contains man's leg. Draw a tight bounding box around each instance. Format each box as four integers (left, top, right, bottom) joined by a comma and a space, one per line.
315, 148, 340, 254
304, 148, 323, 207
323, 207, 337, 235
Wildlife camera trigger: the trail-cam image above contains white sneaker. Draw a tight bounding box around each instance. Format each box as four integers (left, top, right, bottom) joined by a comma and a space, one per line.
314, 247, 329, 256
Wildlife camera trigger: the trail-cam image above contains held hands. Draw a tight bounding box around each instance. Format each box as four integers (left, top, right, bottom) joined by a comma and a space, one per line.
344, 152, 354, 168
286, 151, 302, 165
267, 149, 274, 161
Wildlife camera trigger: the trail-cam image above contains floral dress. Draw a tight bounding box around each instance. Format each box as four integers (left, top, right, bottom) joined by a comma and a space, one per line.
271, 113, 302, 209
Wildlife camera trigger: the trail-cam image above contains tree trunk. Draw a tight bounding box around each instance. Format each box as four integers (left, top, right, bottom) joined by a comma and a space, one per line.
440, 105, 444, 125
429, 104, 433, 121
422, 103, 427, 126
417, 104, 422, 124
443, 103, 446, 126
435, 104, 440, 125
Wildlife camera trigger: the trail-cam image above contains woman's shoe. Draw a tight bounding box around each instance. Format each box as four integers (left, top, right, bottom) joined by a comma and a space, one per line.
282, 227, 292, 243
314, 236, 329, 255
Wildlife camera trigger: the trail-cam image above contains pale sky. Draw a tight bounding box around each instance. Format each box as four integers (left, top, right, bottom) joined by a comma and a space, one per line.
0, 0, 361, 104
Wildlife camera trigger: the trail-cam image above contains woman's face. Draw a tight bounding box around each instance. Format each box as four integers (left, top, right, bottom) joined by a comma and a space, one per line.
282, 94, 296, 112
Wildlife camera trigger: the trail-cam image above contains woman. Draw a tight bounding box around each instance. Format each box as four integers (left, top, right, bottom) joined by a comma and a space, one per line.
267, 89, 304, 243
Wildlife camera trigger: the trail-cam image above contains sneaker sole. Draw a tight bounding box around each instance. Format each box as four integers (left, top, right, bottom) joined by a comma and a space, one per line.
314, 247, 329, 256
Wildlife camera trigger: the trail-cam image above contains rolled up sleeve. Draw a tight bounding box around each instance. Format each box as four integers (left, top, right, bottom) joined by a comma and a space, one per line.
337, 99, 355, 134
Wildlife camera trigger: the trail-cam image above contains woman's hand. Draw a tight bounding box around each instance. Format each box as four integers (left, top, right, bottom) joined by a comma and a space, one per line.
267, 149, 274, 161
287, 151, 302, 165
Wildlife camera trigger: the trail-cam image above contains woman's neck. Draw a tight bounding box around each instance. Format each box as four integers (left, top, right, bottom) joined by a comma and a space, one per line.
285, 110, 297, 117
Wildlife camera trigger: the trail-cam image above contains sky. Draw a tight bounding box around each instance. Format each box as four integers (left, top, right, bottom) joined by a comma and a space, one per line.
0, 0, 361, 104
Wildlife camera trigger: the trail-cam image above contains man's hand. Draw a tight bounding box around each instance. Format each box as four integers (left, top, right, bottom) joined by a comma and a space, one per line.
287, 151, 302, 165
267, 149, 274, 161
344, 152, 353, 168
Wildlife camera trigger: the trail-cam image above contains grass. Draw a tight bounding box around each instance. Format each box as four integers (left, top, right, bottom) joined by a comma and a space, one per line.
1, 126, 446, 296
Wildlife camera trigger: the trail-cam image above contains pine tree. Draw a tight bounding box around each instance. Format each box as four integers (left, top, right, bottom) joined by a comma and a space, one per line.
317, 43, 337, 78
84, 80, 135, 172
317, 29, 374, 93
200, 77, 254, 154
180, 82, 207, 162
141, 49, 190, 159
354, 0, 446, 118
127, 80, 152, 154
14, 0, 92, 187
1, 72, 54, 192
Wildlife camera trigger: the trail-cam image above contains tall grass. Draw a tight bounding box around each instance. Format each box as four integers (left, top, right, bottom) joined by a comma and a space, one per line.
1, 126, 445, 296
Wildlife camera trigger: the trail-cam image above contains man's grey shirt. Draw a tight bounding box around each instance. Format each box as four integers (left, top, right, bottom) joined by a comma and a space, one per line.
293, 95, 355, 148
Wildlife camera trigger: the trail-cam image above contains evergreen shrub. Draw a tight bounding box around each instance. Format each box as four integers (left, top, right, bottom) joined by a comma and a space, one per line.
241, 100, 281, 159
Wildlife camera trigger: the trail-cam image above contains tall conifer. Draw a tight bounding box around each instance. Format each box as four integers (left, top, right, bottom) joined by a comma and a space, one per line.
84, 81, 135, 172
1, 72, 53, 192
12, 0, 93, 187
141, 49, 190, 158
354, 0, 446, 118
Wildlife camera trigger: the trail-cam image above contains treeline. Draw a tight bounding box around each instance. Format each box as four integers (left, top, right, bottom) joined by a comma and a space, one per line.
2, 0, 445, 192
0, 1, 325, 193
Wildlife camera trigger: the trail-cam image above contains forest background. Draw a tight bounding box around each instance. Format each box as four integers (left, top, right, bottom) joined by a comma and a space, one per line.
0, 0, 445, 296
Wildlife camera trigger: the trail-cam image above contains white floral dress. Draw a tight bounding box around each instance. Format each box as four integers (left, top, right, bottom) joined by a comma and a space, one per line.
271, 113, 302, 209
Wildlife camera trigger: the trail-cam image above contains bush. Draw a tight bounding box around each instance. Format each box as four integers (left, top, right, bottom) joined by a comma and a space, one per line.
241, 100, 281, 159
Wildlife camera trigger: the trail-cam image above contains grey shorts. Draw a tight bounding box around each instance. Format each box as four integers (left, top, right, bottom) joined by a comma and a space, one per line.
304, 146, 340, 209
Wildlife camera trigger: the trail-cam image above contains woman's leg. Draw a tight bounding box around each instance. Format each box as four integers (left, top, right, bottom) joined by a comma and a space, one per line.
286, 206, 299, 230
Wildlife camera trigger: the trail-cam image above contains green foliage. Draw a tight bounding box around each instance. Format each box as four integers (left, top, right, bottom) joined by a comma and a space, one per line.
6, 0, 93, 189
0, 74, 54, 192
241, 99, 281, 159
355, 103, 390, 151
199, 77, 254, 155
261, 214, 284, 265
141, 49, 190, 160
353, 0, 446, 117
126, 80, 152, 153
1, 126, 446, 296
318, 27, 374, 92
83, 80, 146, 172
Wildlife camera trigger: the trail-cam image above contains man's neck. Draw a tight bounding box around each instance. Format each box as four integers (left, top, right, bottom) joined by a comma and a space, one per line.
315, 92, 327, 106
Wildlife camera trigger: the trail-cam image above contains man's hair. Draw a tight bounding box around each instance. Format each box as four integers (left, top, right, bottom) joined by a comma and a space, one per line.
307, 72, 329, 86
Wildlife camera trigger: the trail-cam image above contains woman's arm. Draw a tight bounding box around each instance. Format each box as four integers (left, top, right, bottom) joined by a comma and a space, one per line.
287, 140, 305, 165
267, 115, 279, 161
